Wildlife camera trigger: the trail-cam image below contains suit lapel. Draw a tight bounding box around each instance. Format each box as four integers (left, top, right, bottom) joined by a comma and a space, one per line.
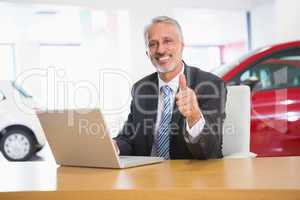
145, 75, 159, 150
145, 65, 191, 154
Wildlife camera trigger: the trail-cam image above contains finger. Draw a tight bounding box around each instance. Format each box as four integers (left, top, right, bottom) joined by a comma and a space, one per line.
179, 74, 187, 91
177, 105, 186, 116
176, 97, 191, 106
178, 101, 192, 110
178, 105, 192, 117
177, 91, 193, 102
176, 99, 187, 107
176, 89, 189, 100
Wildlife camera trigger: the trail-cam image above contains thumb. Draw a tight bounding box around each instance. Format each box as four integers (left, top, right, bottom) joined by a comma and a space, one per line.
179, 74, 187, 91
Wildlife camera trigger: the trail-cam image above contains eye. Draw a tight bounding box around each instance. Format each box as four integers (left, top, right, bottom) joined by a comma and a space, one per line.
148, 42, 157, 48
164, 38, 174, 45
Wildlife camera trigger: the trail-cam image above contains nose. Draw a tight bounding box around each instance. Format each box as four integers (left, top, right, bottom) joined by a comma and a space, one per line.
156, 42, 166, 54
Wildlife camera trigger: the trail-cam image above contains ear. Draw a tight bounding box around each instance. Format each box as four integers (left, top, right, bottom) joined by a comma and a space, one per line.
180, 42, 185, 53
146, 51, 149, 57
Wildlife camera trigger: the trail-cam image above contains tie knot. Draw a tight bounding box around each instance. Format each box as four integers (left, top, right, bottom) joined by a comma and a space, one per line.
161, 85, 172, 97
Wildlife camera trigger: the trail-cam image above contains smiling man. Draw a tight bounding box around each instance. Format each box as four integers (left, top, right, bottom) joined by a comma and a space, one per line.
113, 16, 227, 159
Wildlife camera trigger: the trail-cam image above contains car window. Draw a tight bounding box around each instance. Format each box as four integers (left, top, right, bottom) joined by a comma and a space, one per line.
240, 70, 250, 82
259, 67, 271, 89
212, 46, 265, 77
237, 64, 273, 90
230, 48, 300, 91
287, 63, 300, 87
11, 81, 32, 98
0, 91, 5, 101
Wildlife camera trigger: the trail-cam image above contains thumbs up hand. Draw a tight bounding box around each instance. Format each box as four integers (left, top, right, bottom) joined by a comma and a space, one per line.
176, 74, 202, 128
179, 73, 188, 91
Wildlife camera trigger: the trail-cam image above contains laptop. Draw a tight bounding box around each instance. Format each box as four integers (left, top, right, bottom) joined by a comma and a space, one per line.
37, 108, 163, 168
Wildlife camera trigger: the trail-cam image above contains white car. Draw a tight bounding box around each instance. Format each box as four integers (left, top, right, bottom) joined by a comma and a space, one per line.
0, 81, 46, 161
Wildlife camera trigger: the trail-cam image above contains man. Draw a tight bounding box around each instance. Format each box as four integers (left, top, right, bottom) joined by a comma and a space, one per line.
113, 16, 227, 159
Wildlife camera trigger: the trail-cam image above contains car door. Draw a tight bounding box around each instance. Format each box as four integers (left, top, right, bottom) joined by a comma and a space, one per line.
0, 90, 8, 111
230, 48, 300, 157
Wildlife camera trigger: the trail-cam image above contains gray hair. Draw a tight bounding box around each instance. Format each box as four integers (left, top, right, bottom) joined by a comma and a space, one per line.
144, 16, 184, 47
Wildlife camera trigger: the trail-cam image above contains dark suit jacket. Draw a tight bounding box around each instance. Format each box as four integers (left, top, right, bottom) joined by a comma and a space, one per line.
114, 63, 227, 159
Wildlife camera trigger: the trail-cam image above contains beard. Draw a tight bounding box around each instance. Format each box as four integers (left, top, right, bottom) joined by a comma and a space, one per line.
155, 63, 177, 73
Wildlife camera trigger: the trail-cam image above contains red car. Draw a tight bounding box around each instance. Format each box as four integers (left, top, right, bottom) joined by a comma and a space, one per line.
213, 40, 300, 157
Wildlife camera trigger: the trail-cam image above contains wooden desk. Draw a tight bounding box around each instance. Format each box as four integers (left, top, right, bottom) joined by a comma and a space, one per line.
1, 157, 300, 200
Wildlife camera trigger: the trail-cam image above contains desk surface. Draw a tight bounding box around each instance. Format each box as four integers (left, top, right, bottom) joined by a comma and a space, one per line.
1, 157, 300, 200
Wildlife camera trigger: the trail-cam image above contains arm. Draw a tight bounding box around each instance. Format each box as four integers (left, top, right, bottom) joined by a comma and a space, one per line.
183, 79, 227, 159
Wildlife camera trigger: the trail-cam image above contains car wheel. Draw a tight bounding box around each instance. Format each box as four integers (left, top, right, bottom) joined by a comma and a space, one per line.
0, 129, 36, 161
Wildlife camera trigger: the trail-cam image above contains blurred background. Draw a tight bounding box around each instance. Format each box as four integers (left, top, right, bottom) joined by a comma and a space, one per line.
0, 0, 299, 139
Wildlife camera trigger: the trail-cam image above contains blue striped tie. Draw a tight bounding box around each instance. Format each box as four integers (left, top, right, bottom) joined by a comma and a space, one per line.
157, 85, 173, 160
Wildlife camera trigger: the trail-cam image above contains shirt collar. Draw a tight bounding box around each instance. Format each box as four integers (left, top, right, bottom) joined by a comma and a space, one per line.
158, 63, 185, 94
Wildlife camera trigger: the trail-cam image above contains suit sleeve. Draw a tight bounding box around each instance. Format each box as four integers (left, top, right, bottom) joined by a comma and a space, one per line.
183, 79, 227, 159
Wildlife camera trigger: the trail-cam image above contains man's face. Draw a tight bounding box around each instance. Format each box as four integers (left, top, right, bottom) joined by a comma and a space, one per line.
146, 22, 184, 73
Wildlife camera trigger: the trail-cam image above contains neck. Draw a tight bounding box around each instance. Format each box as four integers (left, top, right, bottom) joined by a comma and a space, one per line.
159, 62, 184, 83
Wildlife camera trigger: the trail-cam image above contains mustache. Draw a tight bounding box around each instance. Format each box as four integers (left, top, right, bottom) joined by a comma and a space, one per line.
154, 53, 172, 59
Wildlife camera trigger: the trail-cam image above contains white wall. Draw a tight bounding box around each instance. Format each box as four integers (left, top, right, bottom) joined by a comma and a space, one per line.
251, 0, 300, 49
251, 0, 277, 48
275, 0, 300, 43
3, 0, 259, 10
0, 0, 267, 79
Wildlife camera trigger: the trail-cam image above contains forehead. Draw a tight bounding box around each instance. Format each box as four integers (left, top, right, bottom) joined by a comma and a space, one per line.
147, 22, 180, 41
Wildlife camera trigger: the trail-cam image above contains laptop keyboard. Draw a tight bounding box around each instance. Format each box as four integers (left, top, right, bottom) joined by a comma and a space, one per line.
119, 156, 162, 165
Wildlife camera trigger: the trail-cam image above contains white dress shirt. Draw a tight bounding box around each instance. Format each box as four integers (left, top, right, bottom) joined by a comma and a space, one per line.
151, 66, 205, 156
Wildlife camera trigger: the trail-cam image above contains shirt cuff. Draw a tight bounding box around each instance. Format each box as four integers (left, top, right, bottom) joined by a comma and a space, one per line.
185, 112, 205, 138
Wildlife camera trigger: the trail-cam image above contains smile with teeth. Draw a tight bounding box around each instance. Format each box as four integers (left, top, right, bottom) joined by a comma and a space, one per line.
157, 55, 171, 63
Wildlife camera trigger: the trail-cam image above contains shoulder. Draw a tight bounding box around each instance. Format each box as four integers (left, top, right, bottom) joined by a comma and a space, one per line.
131, 72, 158, 95
185, 65, 224, 86
132, 72, 157, 88
185, 64, 227, 102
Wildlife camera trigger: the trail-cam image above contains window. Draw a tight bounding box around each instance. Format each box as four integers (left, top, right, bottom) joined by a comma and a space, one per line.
183, 46, 221, 71
28, 6, 82, 43
231, 48, 300, 91
175, 8, 248, 70
288, 65, 300, 87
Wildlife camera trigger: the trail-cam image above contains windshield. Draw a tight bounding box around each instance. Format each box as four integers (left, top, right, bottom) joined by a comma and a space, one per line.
11, 81, 32, 98
212, 63, 234, 77
212, 46, 267, 77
